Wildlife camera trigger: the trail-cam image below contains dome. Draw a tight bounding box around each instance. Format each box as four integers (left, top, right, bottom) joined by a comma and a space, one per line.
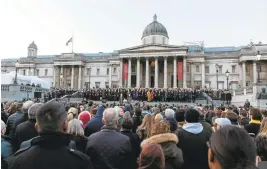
28, 41, 38, 49
142, 14, 168, 39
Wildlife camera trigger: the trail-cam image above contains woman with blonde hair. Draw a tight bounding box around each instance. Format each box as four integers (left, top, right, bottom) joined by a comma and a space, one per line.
137, 114, 153, 141
154, 113, 163, 123
68, 119, 88, 153
259, 118, 267, 135
67, 107, 78, 122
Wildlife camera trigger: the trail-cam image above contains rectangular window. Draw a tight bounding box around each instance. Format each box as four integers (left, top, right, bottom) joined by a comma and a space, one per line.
107, 68, 109, 75
219, 66, 222, 74
196, 65, 200, 72
105, 82, 109, 88
36, 69, 39, 76
113, 67, 117, 74
23, 70, 26, 75
231, 65, 236, 73
186, 65, 190, 73
86, 68, 90, 75
131, 65, 135, 73
97, 68, 100, 75
45, 69, 48, 76
205, 66, 209, 73
95, 82, 100, 88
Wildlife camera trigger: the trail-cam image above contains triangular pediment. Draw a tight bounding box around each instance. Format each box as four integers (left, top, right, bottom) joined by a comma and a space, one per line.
120, 44, 188, 53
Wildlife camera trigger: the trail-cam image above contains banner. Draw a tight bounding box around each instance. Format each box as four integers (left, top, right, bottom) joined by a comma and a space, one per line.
177, 62, 183, 80
123, 63, 128, 80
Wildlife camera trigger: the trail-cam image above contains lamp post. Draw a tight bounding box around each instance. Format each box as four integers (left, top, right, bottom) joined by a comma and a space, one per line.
14, 60, 20, 84
88, 67, 92, 89
60, 73, 63, 88
215, 64, 219, 90
256, 51, 261, 83
225, 69, 230, 90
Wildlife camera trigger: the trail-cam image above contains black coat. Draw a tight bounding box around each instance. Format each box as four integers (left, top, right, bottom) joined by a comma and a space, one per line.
5, 112, 23, 137
244, 123, 261, 136
86, 126, 136, 169
141, 133, 183, 169
132, 116, 143, 133
84, 106, 105, 137
70, 135, 88, 154
9, 132, 93, 169
13, 119, 38, 152
177, 128, 211, 169
121, 129, 141, 159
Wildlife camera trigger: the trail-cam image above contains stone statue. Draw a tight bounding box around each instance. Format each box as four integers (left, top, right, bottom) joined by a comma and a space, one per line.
258, 88, 267, 99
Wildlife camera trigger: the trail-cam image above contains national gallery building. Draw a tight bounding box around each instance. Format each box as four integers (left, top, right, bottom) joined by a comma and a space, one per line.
1, 15, 267, 90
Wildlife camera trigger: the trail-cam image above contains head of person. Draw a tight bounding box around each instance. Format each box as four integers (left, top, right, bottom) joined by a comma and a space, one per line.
249, 108, 262, 121
139, 143, 165, 169
67, 119, 84, 136
35, 102, 67, 133
135, 108, 142, 117
175, 109, 185, 126
67, 107, 78, 122
255, 134, 267, 163
185, 109, 200, 123
208, 126, 257, 169
114, 106, 124, 117
78, 111, 91, 128
121, 112, 134, 130
151, 121, 170, 136
239, 110, 248, 118
1, 120, 6, 135
261, 110, 267, 120
164, 116, 178, 132
8, 102, 17, 114
154, 114, 163, 123
79, 104, 85, 112
259, 118, 267, 135
225, 112, 239, 125
214, 118, 231, 131
28, 103, 43, 120
22, 101, 34, 114
165, 109, 175, 118
102, 108, 118, 128
153, 107, 160, 117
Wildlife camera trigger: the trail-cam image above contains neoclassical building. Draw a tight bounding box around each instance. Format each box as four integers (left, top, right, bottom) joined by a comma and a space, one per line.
1, 15, 267, 89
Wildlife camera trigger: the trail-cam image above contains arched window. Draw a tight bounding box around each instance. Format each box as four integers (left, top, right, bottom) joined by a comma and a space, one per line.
152, 36, 156, 44
162, 37, 165, 44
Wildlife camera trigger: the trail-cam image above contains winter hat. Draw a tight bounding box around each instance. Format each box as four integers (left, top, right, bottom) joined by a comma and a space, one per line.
215, 118, 231, 128
185, 109, 200, 123
78, 111, 91, 128
165, 116, 178, 132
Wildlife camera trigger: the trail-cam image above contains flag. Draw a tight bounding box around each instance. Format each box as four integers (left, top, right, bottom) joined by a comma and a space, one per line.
66, 37, 72, 46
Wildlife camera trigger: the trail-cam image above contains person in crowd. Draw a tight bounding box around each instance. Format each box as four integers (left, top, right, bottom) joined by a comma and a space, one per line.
244, 99, 251, 111
132, 108, 143, 133
1, 103, 9, 124
165, 116, 178, 133
67, 119, 88, 153
177, 108, 211, 169
165, 108, 175, 118
114, 106, 125, 130
1, 120, 13, 169
84, 105, 105, 137
8, 102, 93, 169
86, 108, 135, 169
141, 121, 183, 169
142, 105, 152, 116
213, 118, 231, 131
13, 103, 42, 151
261, 109, 267, 119
86, 101, 94, 111
207, 126, 257, 169
138, 143, 165, 169
5, 102, 22, 137
175, 109, 186, 128
152, 107, 161, 117
244, 108, 262, 136
154, 113, 164, 123
255, 133, 267, 169
259, 118, 267, 135
67, 107, 78, 122
205, 110, 216, 125
78, 110, 91, 129
137, 114, 153, 142
199, 113, 212, 133
120, 112, 141, 163
225, 111, 240, 126
239, 109, 250, 126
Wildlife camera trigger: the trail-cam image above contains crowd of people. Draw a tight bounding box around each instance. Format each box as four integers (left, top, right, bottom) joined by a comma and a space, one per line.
1, 98, 267, 169
44, 88, 232, 103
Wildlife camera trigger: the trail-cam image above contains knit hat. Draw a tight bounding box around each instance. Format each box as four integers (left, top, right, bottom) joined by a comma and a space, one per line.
78, 111, 91, 128
185, 109, 200, 123
215, 118, 231, 128
165, 116, 178, 132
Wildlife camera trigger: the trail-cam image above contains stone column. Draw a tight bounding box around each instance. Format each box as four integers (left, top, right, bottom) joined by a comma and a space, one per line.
109, 65, 112, 88
120, 59, 123, 87
183, 57, 187, 88
60, 66, 63, 88
253, 61, 257, 84
173, 57, 177, 88
128, 58, 131, 88
136, 58, 140, 88
78, 66, 81, 89
145, 58, 149, 88
164, 57, 168, 88
239, 63, 242, 86
154, 57, 158, 88
242, 61, 246, 87
53, 66, 56, 87
71, 65, 74, 89
190, 63, 194, 88
202, 62, 205, 88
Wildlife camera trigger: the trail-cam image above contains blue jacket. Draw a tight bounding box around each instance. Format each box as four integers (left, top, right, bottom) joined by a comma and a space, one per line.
1, 135, 13, 159
84, 105, 105, 137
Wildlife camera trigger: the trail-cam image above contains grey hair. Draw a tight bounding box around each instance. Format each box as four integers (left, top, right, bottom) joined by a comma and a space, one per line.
165, 109, 175, 118
67, 119, 84, 136
22, 101, 34, 114
28, 103, 43, 119
103, 108, 118, 127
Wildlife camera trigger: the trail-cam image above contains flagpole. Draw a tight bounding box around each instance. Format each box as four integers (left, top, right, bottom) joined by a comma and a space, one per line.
72, 32, 74, 54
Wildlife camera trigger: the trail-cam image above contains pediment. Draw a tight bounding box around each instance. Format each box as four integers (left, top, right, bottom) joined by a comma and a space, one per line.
120, 44, 188, 53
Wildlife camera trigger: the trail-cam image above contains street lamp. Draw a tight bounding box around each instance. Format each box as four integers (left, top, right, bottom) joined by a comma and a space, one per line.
215, 64, 219, 90
88, 67, 92, 89
14, 60, 20, 84
60, 73, 63, 88
225, 69, 230, 90
256, 51, 261, 83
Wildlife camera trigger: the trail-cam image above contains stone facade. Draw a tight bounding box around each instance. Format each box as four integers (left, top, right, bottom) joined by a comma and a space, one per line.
1, 15, 267, 89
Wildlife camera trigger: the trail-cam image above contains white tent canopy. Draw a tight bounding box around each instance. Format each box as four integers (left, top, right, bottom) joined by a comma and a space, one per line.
1, 72, 51, 89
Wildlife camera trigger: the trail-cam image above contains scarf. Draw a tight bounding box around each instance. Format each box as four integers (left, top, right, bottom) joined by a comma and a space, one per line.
250, 120, 261, 124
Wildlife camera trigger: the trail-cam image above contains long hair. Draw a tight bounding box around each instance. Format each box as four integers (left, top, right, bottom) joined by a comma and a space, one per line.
139, 114, 153, 138
139, 143, 165, 169
209, 126, 257, 169
67, 119, 84, 136
259, 118, 267, 134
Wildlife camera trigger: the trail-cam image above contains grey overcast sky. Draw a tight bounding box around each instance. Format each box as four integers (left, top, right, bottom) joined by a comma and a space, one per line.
0, 0, 266, 59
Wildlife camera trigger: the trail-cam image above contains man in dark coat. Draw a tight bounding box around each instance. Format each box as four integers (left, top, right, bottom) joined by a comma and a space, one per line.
86, 108, 135, 169
84, 105, 105, 137
5, 103, 23, 137
13, 103, 41, 151
8, 102, 93, 169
